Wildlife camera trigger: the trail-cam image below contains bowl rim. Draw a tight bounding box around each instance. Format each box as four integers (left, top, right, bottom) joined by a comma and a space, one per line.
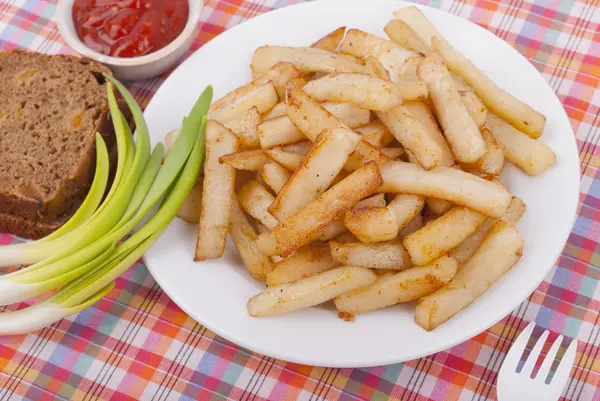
56, 0, 203, 67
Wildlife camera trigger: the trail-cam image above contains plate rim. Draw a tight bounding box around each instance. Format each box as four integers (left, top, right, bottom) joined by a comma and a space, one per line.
142, 0, 580, 367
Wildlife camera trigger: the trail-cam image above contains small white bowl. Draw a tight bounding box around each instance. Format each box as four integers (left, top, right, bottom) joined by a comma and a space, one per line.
56, 0, 203, 81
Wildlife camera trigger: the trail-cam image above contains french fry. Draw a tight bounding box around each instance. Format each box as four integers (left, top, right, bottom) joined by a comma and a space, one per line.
365, 56, 391, 81
258, 161, 383, 256
418, 52, 486, 163
238, 180, 279, 229
486, 113, 556, 176
312, 26, 346, 52
451, 196, 526, 264
329, 240, 411, 270
264, 147, 304, 170
259, 162, 291, 194
264, 101, 286, 119
393, 6, 439, 48
219, 149, 269, 171
335, 255, 457, 315
195, 121, 239, 260
379, 161, 512, 218
268, 128, 361, 221
344, 206, 399, 243
315, 219, 348, 241
432, 36, 546, 138
303, 73, 407, 110
398, 214, 425, 238
209, 82, 279, 135
322, 102, 371, 128
248, 267, 377, 317
377, 106, 443, 170
258, 116, 306, 148
251, 46, 365, 77
177, 180, 203, 224
229, 196, 273, 280
354, 193, 386, 209
384, 19, 430, 55
403, 206, 486, 265
354, 121, 395, 148
282, 140, 313, 155
460, 127, 505, 177
211, 62, 301, 111
387, 194, 425, 230
236, 106, 261, 148
415, 221, 524, 330
266, 244, 340, 287
380, 147, 405, 160
451, 72, 487, 128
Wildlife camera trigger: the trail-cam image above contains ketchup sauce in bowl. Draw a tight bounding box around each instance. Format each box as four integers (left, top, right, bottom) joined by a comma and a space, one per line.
72, 0, 189, 58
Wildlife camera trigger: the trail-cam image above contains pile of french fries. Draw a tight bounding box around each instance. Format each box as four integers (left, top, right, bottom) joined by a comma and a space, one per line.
166, 7, 556, 331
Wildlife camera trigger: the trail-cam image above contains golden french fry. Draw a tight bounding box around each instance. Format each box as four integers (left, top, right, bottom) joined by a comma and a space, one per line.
266, 244, 340, 287
432, 36, 545, 138
312, 26, 346, 52
379, 161, 512, 218
269, 128, 361, 221
248, 267, 377, 317
354, 193, 386, 209
451, 196, 526, 264
258, 116, 306, 149
398, 214, 425, 238
315, 219, 348, 242
418, 52, 486, 163
282, 140, 313, 155
486, 113, 556, 176
264, 147, 304, 171
236, 106, 261, 148
238, 180, 279, 229
403, 206, 486, 265
219, 149, 269, 171
335, 255, 457, 315
451, 72, 487, 128
303, 73, 407, 111
415, 221, 524, 330
322, 102, 371, 128
393, 6, 439, 48
251, 46, 365, 77
384, 19, 430, 55
329, 240, 411, 270
344, 206, 399, 243
365, 56, 392, 81
387, 194, 425, 230
380, 147, 405, 160
259, 162, 383, 256
195, 121, 239, 260
461, 127, 505, 177
211, 63, 301, 111
176, 180, 203, 224
259, 162, 291, 194
264, 102, 286, 119
354, 121, 395, 148
229, 196, 273, 280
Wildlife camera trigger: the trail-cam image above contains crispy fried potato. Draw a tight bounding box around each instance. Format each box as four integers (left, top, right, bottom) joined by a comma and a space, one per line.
379, 162, 512, 218
486, 113, 556, 176
365, 56, 391, 81
315, 219, 348, 242
311, 26, 346, 52
259, 162, 383, 256
393, 6, 439, 48
329, 240, 411, 270
377, 106, 443, 170
451, 196, 526, 264
303, 73, 407, 110
403, 206, 486, 265
259, 162, 291, 194
461, 127, 505, 177
354, 121, 395, 148
269, 128, 361, 221
380, 147, 405, 160
266, 244, 340, 287
451, 72, 487, 128
229, 196, 273, 280
354, 193, 386, 209
432, 36, 545, 138
258, 116, 306, 148
219, 149, 269, 171
384, 19, 430, 55
251, 46, 365, 77
248, 267, 377, 316
418, 52, 485, 163
264, 147, 304, 171
235, 106, 261, 148
282, 140, 313, 155
398, 214, 425, 238
264, 101, 286, 119
195, 121, 239, 260
335, 255, 457, 315
322, 102, 371, 128
211, 63, 301, 111
344, 206, 399, 243
415, 221, 524, 330
387, 194, 425, 230
176, 180, 203, 224
238, 180, 279, 229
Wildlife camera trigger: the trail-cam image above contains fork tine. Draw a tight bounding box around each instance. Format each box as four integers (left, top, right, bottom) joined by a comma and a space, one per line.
551, 339, 578, 384
535, 334, 563, 381
502, 322, 535, 372
521, 329, 549, 376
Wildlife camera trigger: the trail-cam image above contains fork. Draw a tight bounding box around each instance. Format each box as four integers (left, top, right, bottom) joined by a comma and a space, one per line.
497, 322, 578, 401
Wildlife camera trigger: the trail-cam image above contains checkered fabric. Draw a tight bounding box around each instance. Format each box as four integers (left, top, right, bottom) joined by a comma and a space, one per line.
0, 0, 599, 400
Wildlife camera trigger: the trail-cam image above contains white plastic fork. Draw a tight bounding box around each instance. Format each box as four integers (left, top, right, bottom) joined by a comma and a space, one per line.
497, 322, 578, 401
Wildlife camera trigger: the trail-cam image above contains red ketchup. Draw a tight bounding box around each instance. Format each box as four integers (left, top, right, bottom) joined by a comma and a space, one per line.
72, 0, 189, 58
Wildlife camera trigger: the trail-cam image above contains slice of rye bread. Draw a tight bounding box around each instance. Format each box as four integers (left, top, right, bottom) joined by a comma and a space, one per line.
0, 50, 121, 239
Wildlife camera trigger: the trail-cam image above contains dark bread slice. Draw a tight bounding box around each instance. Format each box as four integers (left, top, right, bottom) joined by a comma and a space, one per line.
0, 50, 116, 238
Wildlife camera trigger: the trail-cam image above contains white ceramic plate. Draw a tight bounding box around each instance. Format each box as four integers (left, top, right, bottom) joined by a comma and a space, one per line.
143, 0, 579, 367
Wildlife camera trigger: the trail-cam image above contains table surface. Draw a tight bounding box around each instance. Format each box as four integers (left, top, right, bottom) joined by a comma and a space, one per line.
0, 0, 599, 400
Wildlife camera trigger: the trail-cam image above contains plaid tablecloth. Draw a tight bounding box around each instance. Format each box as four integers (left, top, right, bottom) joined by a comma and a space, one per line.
1, 0, 599, 400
